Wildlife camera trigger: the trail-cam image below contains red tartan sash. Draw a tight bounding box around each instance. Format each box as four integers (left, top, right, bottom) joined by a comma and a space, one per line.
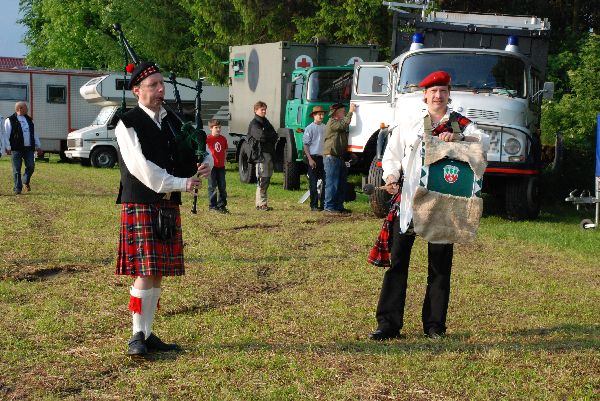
367, 192, 401, 267
432, 111, 471, 135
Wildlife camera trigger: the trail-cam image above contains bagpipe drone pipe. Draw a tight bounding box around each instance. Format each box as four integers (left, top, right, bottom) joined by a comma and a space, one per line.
112, 23, 208, 214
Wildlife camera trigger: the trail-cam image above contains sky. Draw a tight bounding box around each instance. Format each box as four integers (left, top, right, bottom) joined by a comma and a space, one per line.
1, 1, 28, 58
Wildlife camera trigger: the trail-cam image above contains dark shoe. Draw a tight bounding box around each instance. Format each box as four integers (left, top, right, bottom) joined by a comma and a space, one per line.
256, 205, 272, 211
340, 208, 352, 214
425, 328, 445, 339
24, 183, 31, 192
208, 207, 220, 212
145, 333, 182, 352
368, 328, 401, 341
218, 207, 230, 214
14, 191, 21, 195
127, 331, 147, 355
323, 209, 342, 214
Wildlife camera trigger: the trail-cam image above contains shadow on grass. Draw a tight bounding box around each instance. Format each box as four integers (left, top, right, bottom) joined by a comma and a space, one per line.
197, 324, 600, 355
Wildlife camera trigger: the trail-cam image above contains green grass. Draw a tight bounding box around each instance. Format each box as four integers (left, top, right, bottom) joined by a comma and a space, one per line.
0, 156, 598, 400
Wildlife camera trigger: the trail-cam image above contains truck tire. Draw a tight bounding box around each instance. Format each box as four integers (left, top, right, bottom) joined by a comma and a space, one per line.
283, 142, 301, 190
90, 147, 117, 168
368, 158, 392, 218
238, 142, 257, 184
505, 176, 540, 221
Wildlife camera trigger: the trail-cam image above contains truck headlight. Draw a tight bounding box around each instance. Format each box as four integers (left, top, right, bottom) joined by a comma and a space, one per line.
503, 138, 521, 155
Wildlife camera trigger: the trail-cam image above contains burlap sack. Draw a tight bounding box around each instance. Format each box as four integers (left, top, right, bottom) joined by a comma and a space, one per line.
412, 186, 483, 244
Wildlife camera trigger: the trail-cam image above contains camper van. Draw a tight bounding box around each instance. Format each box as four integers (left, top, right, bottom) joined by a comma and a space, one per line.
65, 74, 230, 167
0, 67, 103, 156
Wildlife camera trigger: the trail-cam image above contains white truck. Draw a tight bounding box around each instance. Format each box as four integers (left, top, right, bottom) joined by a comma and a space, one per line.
349, 2, 554, 220
0, 66, 103, 157
65, 73, 230, 167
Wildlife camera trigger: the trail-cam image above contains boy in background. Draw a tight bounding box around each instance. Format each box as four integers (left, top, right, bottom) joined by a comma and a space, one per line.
206, 119, 229, 213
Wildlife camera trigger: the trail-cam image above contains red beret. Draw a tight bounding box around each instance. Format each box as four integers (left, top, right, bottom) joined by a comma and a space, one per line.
418, 71, 451, 88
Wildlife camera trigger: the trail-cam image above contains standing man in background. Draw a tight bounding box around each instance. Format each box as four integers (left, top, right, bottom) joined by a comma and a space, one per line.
3, 102, 42, 194
303, 105, 327, 211
322, 102, 356, 214
248, 101, 278, 211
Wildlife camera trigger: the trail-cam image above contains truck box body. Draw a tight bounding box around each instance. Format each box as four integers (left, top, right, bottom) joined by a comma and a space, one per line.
228, 41, 379, 136
0, 67, 103, 153
391, 10, 550, 76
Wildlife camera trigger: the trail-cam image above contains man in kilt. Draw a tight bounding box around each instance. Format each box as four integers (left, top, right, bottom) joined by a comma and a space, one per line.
115, 61, 212, 355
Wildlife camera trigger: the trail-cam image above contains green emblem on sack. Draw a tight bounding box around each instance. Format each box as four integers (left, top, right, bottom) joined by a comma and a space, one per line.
443, 164, 459, 183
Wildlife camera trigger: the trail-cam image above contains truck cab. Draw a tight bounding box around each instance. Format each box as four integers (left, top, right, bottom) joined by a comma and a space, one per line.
280, 65, 355, 189
65, 104, 122, 167
349, 7, 554, 220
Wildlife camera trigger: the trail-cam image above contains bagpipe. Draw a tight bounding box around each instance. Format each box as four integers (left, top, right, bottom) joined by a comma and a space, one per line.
112, 23, 208, 214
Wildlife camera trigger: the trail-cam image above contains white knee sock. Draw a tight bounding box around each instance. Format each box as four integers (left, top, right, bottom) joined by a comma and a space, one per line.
144, 287, 161, 339
129, 287, 153, 336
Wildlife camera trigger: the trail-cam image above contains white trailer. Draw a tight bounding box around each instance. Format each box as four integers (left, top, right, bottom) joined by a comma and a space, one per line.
65, 73, 230, 167
0, 67, 103, 156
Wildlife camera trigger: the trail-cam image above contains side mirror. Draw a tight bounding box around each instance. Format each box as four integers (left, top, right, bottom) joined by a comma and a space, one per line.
285, 83, 295, 100
542, 81, 554, 100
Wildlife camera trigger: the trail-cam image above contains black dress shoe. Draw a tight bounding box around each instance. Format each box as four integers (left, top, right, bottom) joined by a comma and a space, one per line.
368, 329, 401, 341
127, 331, 147, 355
425, 328, 445, 339
145, 333, 182, 352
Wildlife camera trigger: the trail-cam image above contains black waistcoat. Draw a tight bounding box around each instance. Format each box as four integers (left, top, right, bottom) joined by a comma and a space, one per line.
116, 106, 196, 204
8, 113, 35, 151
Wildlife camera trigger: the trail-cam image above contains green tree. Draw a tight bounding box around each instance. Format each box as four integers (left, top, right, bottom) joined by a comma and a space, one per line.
181, 0, 318, 83
292, 0, 392, 60
541, 33, 600, 192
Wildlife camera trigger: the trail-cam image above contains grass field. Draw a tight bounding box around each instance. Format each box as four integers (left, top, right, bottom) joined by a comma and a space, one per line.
0, 156, 598, 401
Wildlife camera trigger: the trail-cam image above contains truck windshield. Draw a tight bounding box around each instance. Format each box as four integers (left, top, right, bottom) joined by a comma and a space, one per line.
307, 70, 353, 102
92, 106, 116, 125
397, 53, 527, 98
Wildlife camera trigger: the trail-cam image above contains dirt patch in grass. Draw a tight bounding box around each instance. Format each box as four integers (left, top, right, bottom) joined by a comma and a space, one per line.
2, 262, 92, 281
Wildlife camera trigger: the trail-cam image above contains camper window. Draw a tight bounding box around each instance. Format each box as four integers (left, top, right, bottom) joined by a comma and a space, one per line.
47, 85, 66, 104
0, 83, 28, 101
115, 79, 129, 90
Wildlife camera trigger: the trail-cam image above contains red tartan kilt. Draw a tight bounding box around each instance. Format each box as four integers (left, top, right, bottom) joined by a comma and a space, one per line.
116, 201, 185, 277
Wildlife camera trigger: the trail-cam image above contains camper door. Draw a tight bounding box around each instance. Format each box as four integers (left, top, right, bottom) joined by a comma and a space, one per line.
349, 62, 394, 151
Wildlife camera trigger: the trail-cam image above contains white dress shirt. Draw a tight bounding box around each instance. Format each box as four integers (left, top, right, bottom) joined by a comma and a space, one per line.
382, 110, 489, 234
115, 103, 213, 194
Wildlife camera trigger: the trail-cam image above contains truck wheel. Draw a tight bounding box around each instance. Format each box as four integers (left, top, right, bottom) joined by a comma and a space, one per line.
505, 176, 540, 221
368, 158, 391, 218
90, 147, 117, 168
238, 142, 257, 184
283, 143, 300, 190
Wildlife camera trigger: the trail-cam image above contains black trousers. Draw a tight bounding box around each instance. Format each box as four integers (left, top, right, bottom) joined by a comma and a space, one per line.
307, 155, 325, 209
375, 217, 454, 334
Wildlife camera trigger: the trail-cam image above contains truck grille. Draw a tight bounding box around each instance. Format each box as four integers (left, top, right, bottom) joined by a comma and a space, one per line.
466, 108, 499, 121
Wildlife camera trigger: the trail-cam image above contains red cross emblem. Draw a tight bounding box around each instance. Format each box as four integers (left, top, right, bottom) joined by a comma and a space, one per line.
295, 56, 313, 68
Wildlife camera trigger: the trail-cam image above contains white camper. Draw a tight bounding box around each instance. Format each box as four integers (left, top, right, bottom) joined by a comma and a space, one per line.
65, 73, 230, 167
0, 67, 103, 156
